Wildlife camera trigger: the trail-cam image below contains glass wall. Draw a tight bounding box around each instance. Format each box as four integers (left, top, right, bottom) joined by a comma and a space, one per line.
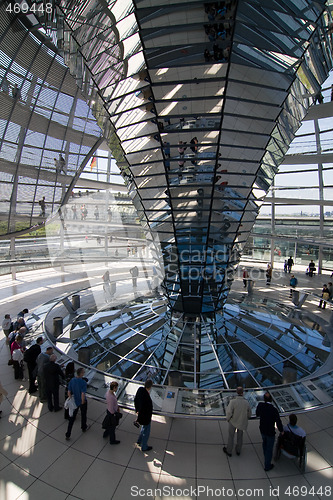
247, 78, 333, 272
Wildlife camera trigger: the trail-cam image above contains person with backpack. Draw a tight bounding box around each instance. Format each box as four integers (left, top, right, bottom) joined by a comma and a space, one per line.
318, 284, 330, 309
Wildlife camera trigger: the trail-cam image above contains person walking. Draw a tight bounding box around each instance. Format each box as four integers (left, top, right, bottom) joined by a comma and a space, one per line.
65, 367, 89, 440
289, 274, 298, 298
242, 268, 249, 288
287, 256, 294, 273
318, 284, 330, 309
256, 392, 283, 471
64, 362, 75, 420
24, 336, 44, 394
102, 270, 112, 302
223, 387, 251, 457
44, 354, 65, 412
134, 379, 153, 452
308, 260, 316, 277
103, 381, 121, 444
266, 264, 272, 285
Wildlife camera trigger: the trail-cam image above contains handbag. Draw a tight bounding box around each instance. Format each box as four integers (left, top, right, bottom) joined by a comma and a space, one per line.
8, 358, 13, 366
102, 412, 112, 429
102, 411, 122, 429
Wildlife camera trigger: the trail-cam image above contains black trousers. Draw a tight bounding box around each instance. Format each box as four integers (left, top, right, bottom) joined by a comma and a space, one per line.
46, 385, 60, 411
103, 410, 117, 443
66, 401, 87, 438
13, 360, 23, 379
27, 363, 37, 392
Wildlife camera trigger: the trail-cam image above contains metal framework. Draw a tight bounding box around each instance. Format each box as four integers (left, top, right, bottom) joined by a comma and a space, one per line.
0, 0, 333, 307
0, 1, 103, 235
250, 94, 333, 272
1, 0, 333, 390
47, 0, 333, 314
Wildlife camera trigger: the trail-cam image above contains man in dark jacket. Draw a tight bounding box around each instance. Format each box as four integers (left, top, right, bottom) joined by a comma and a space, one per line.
287, 256, 294, 273
24, 336, 44, 394
44, 354, 65, 412
134, 379, 153, 452
256, 392, 284, 471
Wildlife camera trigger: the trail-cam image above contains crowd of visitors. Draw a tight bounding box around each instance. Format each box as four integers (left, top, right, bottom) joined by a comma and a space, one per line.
241, 259, 332, 310
1, 311, 309, 469
0, 257, 329, 470
203, 2, 234, 62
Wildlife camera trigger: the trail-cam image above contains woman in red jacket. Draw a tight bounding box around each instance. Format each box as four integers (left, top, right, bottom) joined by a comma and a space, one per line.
10, 334, 25, 380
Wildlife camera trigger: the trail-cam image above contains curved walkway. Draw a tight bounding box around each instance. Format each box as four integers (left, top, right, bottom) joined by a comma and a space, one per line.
0, 266, 332, 499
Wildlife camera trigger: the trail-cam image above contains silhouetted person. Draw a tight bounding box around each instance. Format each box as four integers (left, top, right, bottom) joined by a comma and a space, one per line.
24, 336, 44, 394
12, 83, 21, 100
44, 354, 64, 412
256, 392, 283, 471
39, 197, 46, 217
308, 260, 316, 277
318, 284, 330, 309
134, 380, 153, 452
130, 266, 139, 287
287, 256, 294, 273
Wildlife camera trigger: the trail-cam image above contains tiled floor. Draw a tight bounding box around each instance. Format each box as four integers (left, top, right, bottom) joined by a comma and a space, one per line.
0, 264, 332, 499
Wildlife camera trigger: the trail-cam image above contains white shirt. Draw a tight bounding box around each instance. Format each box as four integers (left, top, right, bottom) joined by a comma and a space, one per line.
2, 318, 11, 330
